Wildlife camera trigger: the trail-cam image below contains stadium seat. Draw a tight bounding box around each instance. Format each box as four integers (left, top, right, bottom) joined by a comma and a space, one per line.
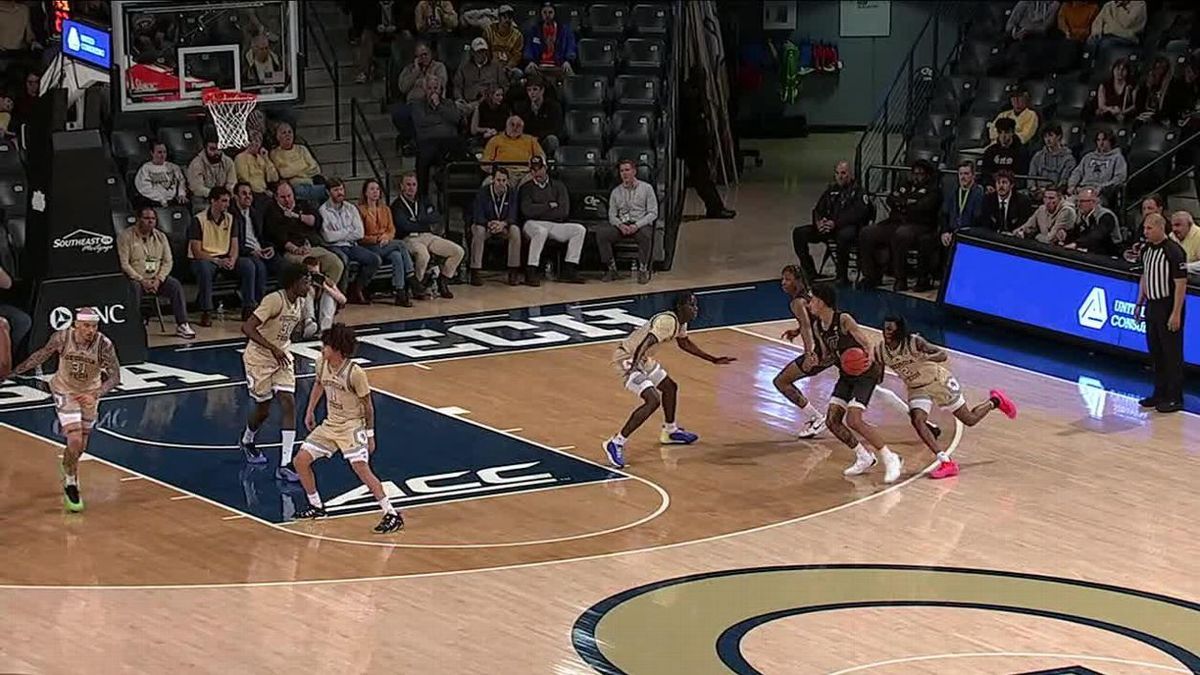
111, 209, 135, 235
565, 110, 607, 145
154, 205, 192, 263
577, 38, 618, 75
569, 190, 609, 222
437, 36, 471, 69
587, 4, 627, 37
620, 38, 665, 75
110, 128, 153, 170
967, 77, 1012, 116
562, 74, 608, 110
0, 141, 21, 178
951, 114, 991, 153
1126, 123, 1178, 172
1022, 80, 1058, 115
630, 4, 669, 35
611, 110, 656, 147
929, 75, 976, 115
1054, 81, 1095, 119
555, 2, 585, 28
5, 214, 25, 251
918, 111, 956, 141
1055, 118, 1086, 153
1084, 44, 1140, 85
905, 139, 944, 169
0, 179, 26, 217
553, 145, 601, 191
159, 125, 203, 163
106, 173, 128, 208
614, 75, 659, 109
956, 39, 1002, 77
606, 146, 656, 182
966, 3, 1010, 39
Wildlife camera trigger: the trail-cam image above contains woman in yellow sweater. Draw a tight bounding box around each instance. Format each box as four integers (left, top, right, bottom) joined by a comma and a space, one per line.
268, 122, 326, 203
357, 178, 424, 305
234, 130, 280, 197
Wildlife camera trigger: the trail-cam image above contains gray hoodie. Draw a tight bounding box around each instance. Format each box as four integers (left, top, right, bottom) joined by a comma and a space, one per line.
1068, 148, 1128, 192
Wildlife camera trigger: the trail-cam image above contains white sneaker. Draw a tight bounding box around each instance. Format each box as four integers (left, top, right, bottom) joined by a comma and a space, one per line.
176, 323, 196, 339
797, 415, 826, 439
882, 451, 903, 484
843, 453, 877, 476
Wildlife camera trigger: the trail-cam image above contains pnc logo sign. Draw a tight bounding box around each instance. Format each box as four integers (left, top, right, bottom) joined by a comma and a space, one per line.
49, 304, 126, 331
1078, 287, 1108, 330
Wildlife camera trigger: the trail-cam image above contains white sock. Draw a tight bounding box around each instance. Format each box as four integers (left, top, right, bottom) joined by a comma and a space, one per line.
854, 444, 874, 461
379, 497, 396, 515
875, 386, 910, 416
663, 422, 678, 433
801, 403, 820, 419
307, 492, 323, 508
242, 426, 257, 444
936, 451, 951, 463
64, 473, 78, 487
613, 433, 627, 445
281, 430, 296, 466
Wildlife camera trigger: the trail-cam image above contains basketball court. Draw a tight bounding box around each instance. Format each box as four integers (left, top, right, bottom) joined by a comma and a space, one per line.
1, 280, 1197, 673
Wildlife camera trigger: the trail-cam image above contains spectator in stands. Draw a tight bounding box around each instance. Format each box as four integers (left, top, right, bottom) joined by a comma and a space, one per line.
1169, 210, 1200, 272
187, 134, 238, 211
412, 77, 465, 197
519, 156, 585, 285
359, 177, 423, 305
349, 1, 384, 84
232, 181, 275, 305
391, 171, 464, 298
244, 32, 284, 88
484, 4, 525, 72
1088, 0, 1146, 52
118, 206, 195, 339
469, 166, 523, 286
319, 177, 380, 304
523, 2, 577, 75
600, 159, 659, 285
471, 84, 511, 145
1013, 185, 1077, 243
1136, 57, 1174, 123
0, 93, 14, 138
265, 182, 345, 284
135, 142, 189, 208
512, 76, 563, 155
455, 37, 509, 116
415, 0, 460, 34
234, 130, 279, 201
482, 115, 545, 183
1004, 1, 1063, 79
0, 0, 36, 52
791, 160, 869, 285
297, 255, 346, 339
1095, 57, 1138, 124
1058, 0, 1101, 43
188, 187, 257, 326
1067, 129, 1127, 200
1064, 187, 1121, 255
392, 41, 448, 145
0, 260, 29, 364
981, 170, 1034, 232
857, 159, 940, 291
1162, 56, 1199, 124
941, 161, 986, 240
1122, 193, 1166, 262
989, 89, 1039, 145
1029, 123, 1078, 194
982, 118, 1029, 184
269, 122, 326, 204
7, 71, 38, 134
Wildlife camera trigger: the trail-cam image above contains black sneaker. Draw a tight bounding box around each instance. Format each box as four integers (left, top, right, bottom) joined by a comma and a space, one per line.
926, 421, 941, 439
295, 505, 327, 519
1155, 400, 1183, 413
1138, 396, 1160, 408
241, 441, 268, 464
374, 512, 404, 534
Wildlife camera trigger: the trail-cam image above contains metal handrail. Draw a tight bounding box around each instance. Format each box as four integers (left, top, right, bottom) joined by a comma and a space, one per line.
1119, 126, 1200, 214
303, 2, 341, 140
865, 163, 1055, 193
350, 98, 392, 202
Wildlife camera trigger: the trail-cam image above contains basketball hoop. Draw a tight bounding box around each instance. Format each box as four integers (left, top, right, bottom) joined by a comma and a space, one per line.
202, 88, 258, 149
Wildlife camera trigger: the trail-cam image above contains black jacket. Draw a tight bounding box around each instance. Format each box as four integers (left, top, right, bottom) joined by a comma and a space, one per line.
981, 139, 1029, 181
1071, 205, 1121, 255
390, 194, 442, 235
812, 180, 870, 230
512, 97, 564, 141
980, 190, 1034, 233
264, 201, 324, 250
885, 177, 940, 228
233, 203, 267, 255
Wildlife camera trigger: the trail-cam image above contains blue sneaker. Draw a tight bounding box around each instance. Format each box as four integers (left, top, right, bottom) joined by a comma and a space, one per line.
660, 428, 699, 445
603, 439, 626, 468
276, 464, 301, 482
242, 441, 268, 464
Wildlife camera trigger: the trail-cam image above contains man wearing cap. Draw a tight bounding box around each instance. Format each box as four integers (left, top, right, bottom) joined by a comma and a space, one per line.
8, 306, 121, 512
523, 2, 577, 75
484, 4, 526, 72
988, 89, 1039, 145
519, 155, 586, 285
455, 36, 510, 116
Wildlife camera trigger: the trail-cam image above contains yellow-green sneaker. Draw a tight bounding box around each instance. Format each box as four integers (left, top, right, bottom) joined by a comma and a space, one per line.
64, 483, 85, 512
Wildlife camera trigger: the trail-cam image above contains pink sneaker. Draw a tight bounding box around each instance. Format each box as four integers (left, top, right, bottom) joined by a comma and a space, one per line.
930, 460, 959, 479
990, 389, 1018, 419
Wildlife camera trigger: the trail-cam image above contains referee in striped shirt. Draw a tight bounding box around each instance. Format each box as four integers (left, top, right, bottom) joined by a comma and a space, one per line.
1136, 213, 1188, 413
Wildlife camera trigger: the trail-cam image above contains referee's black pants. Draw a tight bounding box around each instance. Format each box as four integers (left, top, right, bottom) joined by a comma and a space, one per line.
1146, 298, 1185, 403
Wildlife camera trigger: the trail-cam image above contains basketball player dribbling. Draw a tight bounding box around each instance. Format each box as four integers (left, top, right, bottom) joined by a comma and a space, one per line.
876, 315, 1018, 478
5, 307, 121, 511
805, 283, 905, 482
602, 292, 736, 468
294, 324, 402, 534
239, 264, 310, 481
775, 266, 940, 441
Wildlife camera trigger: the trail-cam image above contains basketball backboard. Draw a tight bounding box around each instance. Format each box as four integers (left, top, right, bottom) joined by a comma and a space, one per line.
112, 0, 298, 112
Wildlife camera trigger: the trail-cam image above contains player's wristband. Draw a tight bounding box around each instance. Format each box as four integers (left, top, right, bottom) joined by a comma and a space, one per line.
364, 429, 376, 438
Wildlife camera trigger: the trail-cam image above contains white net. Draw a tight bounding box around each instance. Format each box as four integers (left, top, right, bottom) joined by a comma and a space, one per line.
204, 92, 257, 149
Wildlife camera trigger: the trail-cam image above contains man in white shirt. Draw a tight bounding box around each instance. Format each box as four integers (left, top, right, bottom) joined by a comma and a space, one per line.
318, 177, 381, 304
600, 159, 658, 284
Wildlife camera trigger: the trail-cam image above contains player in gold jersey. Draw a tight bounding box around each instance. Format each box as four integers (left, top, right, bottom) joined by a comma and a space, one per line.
602, 292, 737, 468
876, 315, 1018, 478
5, 307, 121, 511
294, 323, 402, 534
239, 264, 310, 481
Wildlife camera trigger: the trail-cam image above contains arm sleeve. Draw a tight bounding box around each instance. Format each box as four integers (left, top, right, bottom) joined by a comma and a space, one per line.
636, 186, 658, 228
1169, 244, 1189, 280
1067, 160, 1084, 189
607, 187, 621, 226
1111, 153, 1128, 186
159, 233, 174, 279
398, 64, 418, 94
551, 182, 570, 220
185, 156, 207, 196
117, 231, 140, 280
519, 184, 548, 219
173, 165, 188, 200
506, 192, 519, 224
133, 164, 157, 202
472, 190, 488, 225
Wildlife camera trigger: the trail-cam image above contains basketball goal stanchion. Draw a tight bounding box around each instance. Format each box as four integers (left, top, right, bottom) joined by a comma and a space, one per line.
202, 88, 258, 149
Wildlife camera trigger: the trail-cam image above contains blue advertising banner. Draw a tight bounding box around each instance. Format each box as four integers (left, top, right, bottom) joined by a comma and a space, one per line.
62, 19, 112, 71
942, 239, 1200, 366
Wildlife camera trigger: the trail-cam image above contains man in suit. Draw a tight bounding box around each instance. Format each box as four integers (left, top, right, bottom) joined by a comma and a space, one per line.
930, 160, 986, 288
232, 181, 278, 311
980, 170, 1033, 232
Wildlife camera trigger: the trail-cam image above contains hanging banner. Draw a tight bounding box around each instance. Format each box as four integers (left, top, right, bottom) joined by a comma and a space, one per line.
840, 0, 892, 37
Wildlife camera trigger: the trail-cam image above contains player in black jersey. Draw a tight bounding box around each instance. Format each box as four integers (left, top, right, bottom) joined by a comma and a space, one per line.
805, 283, 905, 483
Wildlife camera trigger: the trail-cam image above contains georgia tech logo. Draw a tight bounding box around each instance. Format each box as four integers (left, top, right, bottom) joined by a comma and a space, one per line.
52, 228, 115, 254
573, 565, 1200, 674
1078, 286, 1109, 330
49, 304, 126, 330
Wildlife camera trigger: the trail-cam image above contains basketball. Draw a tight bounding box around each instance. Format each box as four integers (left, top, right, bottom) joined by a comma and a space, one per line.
840, 347, 870, 376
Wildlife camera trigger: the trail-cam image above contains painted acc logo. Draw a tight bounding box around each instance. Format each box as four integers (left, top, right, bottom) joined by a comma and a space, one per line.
49, 304, 126, 331
1078, 287, 1108, 330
